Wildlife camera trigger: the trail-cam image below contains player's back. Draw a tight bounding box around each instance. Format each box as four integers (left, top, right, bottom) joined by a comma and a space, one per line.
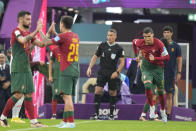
58, 32, 80, 77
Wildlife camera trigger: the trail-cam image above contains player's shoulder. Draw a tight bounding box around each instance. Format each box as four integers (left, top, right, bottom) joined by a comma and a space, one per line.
12, 27, 21, 36
173, 41, 181, 47
133, 39, 144, 45
154, 38, 162, 43
154, 38, 164, 46
99, 41, 107, 47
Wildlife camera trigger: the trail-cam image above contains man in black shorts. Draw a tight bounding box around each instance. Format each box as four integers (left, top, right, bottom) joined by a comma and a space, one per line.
87, 29, 125, 120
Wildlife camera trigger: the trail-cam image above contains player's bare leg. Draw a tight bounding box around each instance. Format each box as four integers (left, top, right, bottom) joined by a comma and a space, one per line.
24, 93, 47, 128
0, 92, 23, 127
58, 95, 75, 128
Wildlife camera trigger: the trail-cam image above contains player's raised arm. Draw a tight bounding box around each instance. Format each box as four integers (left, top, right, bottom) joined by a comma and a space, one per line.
49, 52, 54, 84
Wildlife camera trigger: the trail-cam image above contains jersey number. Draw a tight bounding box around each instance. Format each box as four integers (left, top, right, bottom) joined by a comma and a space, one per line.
67, 38, 79, 62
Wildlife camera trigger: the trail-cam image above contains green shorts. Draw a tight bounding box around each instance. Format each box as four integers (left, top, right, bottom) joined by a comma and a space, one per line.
11, 72, 34, 94
59, 76, 78, 96
52, 79, 59, 96
141, 59, 164, 90
36, 64, 49, 78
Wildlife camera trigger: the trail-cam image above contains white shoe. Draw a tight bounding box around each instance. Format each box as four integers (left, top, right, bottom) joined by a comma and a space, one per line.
160, 110, 167, 123
58, 122, 76, 128
149, 106, 156, 119
58, 121, 67, 128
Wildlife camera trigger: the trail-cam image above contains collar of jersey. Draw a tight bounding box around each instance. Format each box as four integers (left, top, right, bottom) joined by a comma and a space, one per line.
107, 41, 116, 47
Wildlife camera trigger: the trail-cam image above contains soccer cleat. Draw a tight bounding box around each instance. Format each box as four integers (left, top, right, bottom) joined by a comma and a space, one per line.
11, 117, 26, 123
108, 115, 114, 120
149, 106, 156, 119
58, 121, 67, 128
50, 114, 57, 120
90, 114, 99, 120
0, 119, 9, 127
58, 123, 76, 128
31, 122, 48, 128
139, 116, 147, 121
154, 114, 162, 121
160, 110, 167, 123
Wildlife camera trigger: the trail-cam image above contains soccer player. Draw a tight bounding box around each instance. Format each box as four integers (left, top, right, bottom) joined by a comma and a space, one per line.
11, 47, 48, 124
40, 16, 79, 128
139, 38, 169, 121
133, 27, 169, 123
49, 46, 61, 119
86, 29, 125, 120
162, 26, 182, 120
0, 10, 47, 127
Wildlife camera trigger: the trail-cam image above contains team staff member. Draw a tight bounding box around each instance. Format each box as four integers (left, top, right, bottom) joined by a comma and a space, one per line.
162, 26, 182, 120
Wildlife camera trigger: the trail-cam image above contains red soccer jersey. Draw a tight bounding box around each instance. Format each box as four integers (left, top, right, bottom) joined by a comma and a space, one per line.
133, 38, 169, 67
51, 46, 61, 62
11, 27, 36, 56
51, 32, 79, 71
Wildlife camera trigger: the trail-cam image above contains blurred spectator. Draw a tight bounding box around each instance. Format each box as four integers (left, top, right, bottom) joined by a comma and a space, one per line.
0, 0, 4, 20
0, 53, 11, 114
6, 48, 11, 64
0, 0, 9, 27
81, 78, 131, 104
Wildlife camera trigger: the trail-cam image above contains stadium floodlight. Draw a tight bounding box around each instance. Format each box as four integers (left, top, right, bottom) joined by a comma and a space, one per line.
105, 20, 122, 25
106, 7, 122, 14
134, 19, 153, 24
188, 14, 196, 21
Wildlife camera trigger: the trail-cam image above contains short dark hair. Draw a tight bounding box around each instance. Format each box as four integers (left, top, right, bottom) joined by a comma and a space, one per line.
143, 27, 154, 34
60, 15, 73, 29
163, 25, 173, 33
108, 29, 117, 35
17, 10, 31, 22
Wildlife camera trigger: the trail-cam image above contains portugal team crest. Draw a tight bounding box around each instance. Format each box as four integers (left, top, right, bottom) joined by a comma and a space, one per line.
171, 48, 175, 52
111, 53, 116, 59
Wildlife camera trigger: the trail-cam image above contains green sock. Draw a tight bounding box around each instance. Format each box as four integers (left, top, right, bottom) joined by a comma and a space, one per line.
63, 111, 69, 122
143, 103, 150, 113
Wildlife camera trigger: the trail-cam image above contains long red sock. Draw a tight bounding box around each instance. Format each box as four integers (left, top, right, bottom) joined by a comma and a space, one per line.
24, 97, 35, 120
2, 96, 18, 117
159, 94, 166, 110
52, 99, 57, 114
145, 89, 154, 106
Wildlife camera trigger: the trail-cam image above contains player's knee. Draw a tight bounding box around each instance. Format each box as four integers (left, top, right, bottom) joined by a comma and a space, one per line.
167, 93, 172, 99
95, 86, 103, 94
24, 93, 33, 98
144, 82, 153, 90
109, 90, 117, 96
14, 92, 23, 99
157, 89, 164, 95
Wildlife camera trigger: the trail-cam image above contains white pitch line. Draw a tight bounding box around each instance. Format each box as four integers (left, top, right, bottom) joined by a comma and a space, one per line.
8, 120, 103, 131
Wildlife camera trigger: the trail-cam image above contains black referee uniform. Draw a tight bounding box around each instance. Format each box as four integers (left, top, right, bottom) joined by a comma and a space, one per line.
96, 42, 124, 89
92, 41, 124, 119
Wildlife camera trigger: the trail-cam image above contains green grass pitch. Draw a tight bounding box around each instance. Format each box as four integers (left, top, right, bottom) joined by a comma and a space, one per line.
0, 119, 196, 131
